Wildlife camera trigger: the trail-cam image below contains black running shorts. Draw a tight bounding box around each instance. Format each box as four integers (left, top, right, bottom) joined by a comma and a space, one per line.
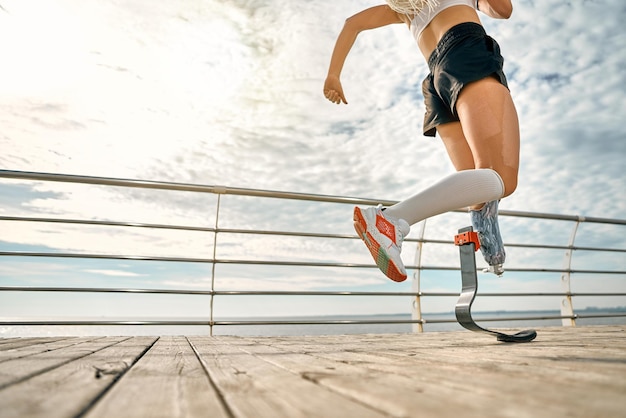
422, 22, 508, 137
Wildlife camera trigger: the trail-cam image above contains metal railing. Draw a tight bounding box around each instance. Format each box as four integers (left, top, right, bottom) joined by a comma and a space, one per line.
1, 169, 625, 335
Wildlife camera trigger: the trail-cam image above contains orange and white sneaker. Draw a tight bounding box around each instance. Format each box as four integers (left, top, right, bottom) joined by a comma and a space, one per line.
353, 205, 410, 282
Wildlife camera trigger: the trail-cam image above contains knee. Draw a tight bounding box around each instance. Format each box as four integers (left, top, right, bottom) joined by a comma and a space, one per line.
482, 166, 517, 198
475, 166, 517, 198
502, 175, 518, 198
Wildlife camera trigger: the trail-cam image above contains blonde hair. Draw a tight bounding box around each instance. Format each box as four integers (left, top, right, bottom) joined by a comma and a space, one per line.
385, 0, 440, 15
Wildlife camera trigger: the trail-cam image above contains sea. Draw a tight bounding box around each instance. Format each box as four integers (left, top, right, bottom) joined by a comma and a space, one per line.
1, 309, 624, 338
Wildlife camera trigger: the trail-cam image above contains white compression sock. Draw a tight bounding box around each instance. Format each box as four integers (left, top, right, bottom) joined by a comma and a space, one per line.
384, 169, 505, 226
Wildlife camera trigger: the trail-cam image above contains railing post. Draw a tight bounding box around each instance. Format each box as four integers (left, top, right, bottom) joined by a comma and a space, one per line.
209, 192, 224, 336
560, 217, 583, 326
411, 220, 427, 333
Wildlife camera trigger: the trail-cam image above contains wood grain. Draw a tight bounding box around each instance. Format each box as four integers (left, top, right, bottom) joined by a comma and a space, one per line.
0, 326, 624, 418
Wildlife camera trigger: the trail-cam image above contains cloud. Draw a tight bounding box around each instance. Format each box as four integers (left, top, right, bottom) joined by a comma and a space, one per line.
491, 0, 626, 218
1, 0, 624, 323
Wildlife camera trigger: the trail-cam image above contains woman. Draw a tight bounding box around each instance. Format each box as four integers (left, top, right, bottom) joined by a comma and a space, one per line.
324, 0, 519, 281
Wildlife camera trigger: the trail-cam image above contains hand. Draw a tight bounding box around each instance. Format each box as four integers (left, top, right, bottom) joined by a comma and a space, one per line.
323, 75, 348, 104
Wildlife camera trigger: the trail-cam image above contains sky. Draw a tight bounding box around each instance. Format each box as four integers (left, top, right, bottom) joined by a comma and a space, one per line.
0, 0, 625, 335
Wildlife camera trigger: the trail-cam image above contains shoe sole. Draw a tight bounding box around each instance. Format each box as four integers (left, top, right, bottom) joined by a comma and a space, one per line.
353, 207, 407, 282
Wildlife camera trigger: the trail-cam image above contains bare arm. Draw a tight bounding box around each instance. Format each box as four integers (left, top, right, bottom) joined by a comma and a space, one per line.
477, 0, 513, 19
324, 5, 404, 104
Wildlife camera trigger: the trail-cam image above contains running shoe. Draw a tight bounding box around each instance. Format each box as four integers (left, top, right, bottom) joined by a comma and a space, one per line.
470, 200, 506, 276
353, 205, 410, 282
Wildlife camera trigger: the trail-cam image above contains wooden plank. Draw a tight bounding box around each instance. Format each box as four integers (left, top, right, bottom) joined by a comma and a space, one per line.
240, 327, 626, 418
264, 333, 574, 417
0, 336, 129, 389
0, 337, 103, 363
189, 336, 388, 418
83, 336, 230, 418
0, 337, 70, 352
0, 336, 157, 418
0, 327, 622, 418
230, 335, 487, 418
0, 337, 34, 347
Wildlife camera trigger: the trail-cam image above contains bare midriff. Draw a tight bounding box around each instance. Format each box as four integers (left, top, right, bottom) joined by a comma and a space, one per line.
401, 6, 482, 60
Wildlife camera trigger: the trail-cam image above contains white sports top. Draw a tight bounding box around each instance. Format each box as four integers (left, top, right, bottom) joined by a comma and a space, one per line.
410, 0, 477, 41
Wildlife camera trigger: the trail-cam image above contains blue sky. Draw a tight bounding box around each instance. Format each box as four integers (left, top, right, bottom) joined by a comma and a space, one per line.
1, 0, 625, 332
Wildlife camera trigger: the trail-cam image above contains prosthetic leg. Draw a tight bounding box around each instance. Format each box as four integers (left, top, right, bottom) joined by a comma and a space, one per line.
454, 226, 537, 343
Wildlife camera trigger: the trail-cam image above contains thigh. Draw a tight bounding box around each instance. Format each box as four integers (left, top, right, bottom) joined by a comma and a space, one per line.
455, 77, 520, 196
437, 121, 475, 171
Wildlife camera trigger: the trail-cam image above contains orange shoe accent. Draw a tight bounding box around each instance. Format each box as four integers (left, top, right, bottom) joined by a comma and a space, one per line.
375, 213, 397, 243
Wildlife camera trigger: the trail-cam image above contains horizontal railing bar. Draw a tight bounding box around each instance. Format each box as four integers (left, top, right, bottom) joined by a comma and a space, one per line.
0, 320, 213, 326
7, 312, 622, 328
0, 251, 215, 263
0, 215, 396, 242
0, 216, 216, 233
0, 252, 379, 269
419, 292, 626, 297
214, 319, 426, 326
505, 243, 626, 253
0, 170, 389, 206
422, 238, 626, 253
1, 286, 625, 298
3, 170, 625, 226
4, 216, 625, 253
0, 319, 425, 326
0, 251, 623, 275
0, 287, 421, 296
440, 314, 574, 323
0, 216, 353, 240
575, 313, 626, 319
0, 317, 570, 327
0, 286, 215, 296
213, 291, 626, 297
1, 252, 624, 275
4, 217, 626, 259
465, 312, 625, 322
401, 240, 626, 254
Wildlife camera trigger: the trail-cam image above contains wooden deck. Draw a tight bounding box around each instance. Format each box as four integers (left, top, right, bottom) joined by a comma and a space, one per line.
0, 326, 624, 418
